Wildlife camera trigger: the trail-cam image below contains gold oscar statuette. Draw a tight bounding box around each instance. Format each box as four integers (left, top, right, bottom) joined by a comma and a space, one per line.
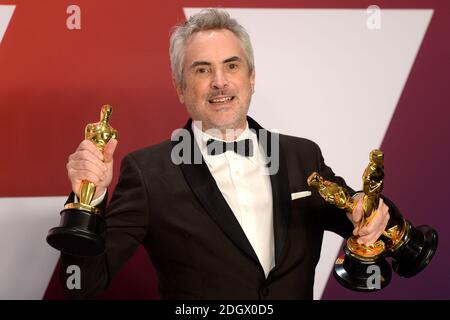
65, 105, 118, 214
307, 149, 438, 291
47, 105, 118, 256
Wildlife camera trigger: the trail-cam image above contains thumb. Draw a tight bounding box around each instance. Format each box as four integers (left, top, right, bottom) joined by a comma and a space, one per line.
104, 138, 118, 163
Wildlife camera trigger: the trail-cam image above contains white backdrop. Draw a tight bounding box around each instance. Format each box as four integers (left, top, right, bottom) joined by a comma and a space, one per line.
0, 5, 14, 44
0, 197, 62, 299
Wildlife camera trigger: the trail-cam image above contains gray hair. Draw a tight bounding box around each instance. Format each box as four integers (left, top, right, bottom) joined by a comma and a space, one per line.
169, 8, 255, 86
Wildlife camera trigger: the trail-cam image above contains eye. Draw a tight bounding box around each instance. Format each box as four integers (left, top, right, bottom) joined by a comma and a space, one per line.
195, 67, 210, 74
227, 63, 238, 71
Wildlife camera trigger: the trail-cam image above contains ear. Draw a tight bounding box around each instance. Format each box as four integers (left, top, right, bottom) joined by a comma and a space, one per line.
172, 77, 185, 104
250, 69, 256, 94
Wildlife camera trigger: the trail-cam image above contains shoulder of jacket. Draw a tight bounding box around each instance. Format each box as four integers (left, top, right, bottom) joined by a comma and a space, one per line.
122, 139, 173, 169
278, 133, 320, 152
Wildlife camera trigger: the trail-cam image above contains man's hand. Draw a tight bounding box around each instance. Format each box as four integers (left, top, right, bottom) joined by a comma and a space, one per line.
67, 138, 118, 201
347, 193, 390, 246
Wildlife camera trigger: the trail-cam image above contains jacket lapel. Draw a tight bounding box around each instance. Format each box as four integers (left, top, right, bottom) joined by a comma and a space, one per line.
175, 120, 260, 266
269, 148, 291, 266
247, 117, 291, 266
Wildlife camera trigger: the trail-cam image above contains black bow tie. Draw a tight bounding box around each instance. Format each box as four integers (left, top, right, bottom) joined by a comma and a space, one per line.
206, 138, 254, 157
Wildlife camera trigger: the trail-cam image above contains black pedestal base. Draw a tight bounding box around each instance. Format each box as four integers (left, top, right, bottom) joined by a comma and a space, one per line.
333, 246, 392, 292
46, 208, 106, 256
390, 224, 438, 278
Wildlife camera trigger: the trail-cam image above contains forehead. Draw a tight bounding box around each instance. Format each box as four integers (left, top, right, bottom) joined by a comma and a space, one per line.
183, 29, 245, 65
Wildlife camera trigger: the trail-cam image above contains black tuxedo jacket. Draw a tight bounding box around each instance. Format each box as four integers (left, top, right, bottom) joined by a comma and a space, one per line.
61, 117, 356, 299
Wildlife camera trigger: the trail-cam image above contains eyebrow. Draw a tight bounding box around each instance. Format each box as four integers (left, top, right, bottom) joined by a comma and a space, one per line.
223, 56, 242, 64
190, 56, 242, 69
190, 61, 211, 69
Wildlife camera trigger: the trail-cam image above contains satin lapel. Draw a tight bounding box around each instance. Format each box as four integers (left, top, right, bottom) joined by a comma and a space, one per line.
269, 145, 291, 265
247, 117, 291, 266
174, 120, 260, 265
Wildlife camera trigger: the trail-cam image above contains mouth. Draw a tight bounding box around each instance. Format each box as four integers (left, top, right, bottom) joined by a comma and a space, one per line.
208, 96, 235, 105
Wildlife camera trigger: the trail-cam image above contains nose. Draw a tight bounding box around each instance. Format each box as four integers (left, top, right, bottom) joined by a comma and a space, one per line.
211, 69, 229, 89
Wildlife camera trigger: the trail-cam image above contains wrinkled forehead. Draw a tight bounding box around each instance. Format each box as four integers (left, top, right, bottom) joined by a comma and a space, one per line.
183, 29, 246, 67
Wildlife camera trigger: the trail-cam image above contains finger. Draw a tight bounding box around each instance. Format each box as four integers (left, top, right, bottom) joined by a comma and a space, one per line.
68, 168, 102, 186
358, 200, 389, 236
362, 231, 382, 246
70, 150, 107, 172
366, 200, 389, 234
353, 226, 359, 236
358, 226, 370, 236
357, 231, 382, 245
377, 197, 384, 210
357, 234, 376, 246
382, 212, 390, 233
380, 200, 390, 221
70, 148, 103, 164
359, 231, 379, 246
67, 160, 107, 181
358, 213, 390, 245
68, 152, 107, 171
77, 140, 104, 161
104, 138, 118, 164
67, 158, 107, 179
68, 164, 106, 182
361, 210, 383, 235
352, 200, 364, 224
377, 199, 390, 220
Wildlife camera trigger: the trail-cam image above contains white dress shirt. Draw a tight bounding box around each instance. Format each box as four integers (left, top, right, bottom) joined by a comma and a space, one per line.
192, 122, 275, 278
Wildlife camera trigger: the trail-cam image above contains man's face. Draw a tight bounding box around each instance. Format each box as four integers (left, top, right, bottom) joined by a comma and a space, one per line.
175, 29, 255, 132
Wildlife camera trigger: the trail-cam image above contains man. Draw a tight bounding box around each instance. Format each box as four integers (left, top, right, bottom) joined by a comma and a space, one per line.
62, 9, 390, 299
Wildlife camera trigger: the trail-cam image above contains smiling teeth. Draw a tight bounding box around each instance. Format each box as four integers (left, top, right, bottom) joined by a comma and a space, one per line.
211, 97, 232, 103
